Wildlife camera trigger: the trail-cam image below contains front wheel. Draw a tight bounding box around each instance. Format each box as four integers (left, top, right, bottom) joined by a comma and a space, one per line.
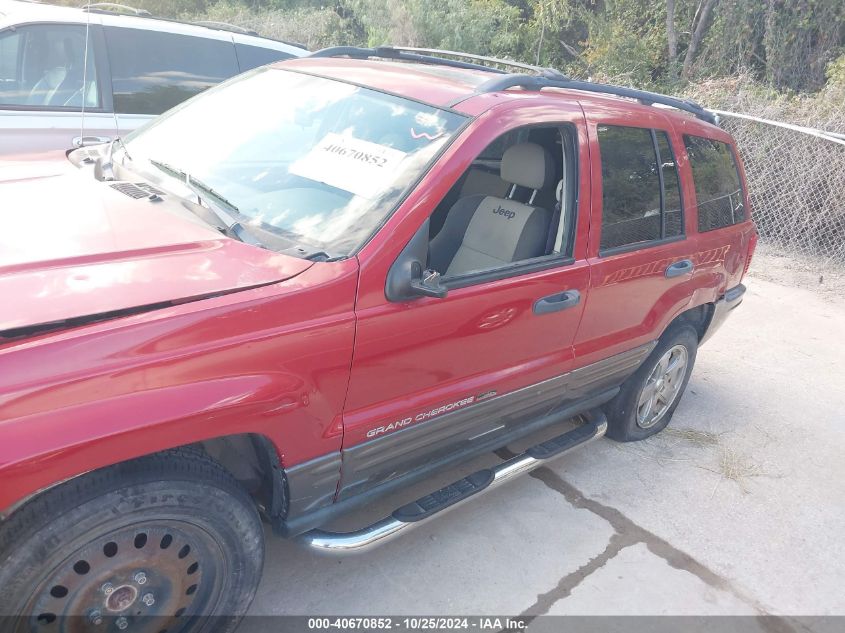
0, 448, 264, 633
604, 323, 699, 441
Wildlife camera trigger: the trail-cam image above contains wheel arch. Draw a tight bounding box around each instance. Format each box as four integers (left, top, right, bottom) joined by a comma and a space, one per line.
0, 433, 289, 523
199, 433, 288, 520
672, 302, 716, 341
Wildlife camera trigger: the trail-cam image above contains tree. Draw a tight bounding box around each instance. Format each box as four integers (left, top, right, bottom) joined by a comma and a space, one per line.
682, 0, 720, 79
666, 0, 678, 79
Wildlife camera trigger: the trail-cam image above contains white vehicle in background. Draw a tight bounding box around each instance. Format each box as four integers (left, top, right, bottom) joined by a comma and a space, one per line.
0, 0, 306, 156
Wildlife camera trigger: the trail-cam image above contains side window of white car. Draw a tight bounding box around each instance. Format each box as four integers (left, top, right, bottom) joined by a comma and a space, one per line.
0, 24, 100, 109
104, 27, 239, 115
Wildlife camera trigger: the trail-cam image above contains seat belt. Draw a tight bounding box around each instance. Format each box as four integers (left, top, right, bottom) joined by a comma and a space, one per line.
552, 176, 567, 253
545, 193, 562, 255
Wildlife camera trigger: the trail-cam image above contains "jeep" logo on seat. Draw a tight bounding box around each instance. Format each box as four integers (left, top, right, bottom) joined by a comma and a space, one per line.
493, 205, 516, 219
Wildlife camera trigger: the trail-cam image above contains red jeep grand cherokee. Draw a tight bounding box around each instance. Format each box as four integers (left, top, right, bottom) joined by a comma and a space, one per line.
0, 47, 756, 630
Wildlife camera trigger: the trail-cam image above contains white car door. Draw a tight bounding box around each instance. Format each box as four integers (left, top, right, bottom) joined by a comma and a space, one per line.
0, 21, 117, 157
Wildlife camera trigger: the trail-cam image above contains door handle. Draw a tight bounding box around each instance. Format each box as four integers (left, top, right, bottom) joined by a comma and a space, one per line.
72, 135, 111, 148
533, 290, 581, 315
665, 259, 694, 278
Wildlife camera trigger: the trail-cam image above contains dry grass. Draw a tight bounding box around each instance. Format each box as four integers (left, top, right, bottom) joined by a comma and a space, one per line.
613, 426, 723, 470
618, 424, 777, 495
697, 447, 775, 495
662, 427, 722, 447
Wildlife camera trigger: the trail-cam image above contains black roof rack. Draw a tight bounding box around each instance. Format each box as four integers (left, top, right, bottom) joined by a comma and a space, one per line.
309, 46, 717, 125
310, 46, 511, 75
472, 73, 717, 124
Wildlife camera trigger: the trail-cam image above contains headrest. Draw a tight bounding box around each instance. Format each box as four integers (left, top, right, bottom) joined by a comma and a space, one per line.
501, 142, 554, 191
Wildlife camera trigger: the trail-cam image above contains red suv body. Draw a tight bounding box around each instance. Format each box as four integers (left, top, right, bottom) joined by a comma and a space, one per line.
0, 50, 756, 628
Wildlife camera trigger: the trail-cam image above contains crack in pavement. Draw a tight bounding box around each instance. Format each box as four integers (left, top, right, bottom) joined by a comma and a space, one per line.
523, 531, 631, 616
494, 448, 798, 633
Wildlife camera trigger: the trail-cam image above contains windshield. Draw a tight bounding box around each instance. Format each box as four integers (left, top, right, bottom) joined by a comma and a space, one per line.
123, 67, 466, 255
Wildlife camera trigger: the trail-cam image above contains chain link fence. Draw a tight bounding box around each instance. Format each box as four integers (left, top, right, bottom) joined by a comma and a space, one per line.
711, 110, 845, 266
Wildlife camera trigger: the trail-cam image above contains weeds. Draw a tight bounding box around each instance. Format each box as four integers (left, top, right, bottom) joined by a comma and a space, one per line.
619, 424, 775, 495
697, 447, 773, 495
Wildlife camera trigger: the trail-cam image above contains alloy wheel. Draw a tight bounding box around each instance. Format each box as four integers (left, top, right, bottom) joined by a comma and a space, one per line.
636, 344, 688, 429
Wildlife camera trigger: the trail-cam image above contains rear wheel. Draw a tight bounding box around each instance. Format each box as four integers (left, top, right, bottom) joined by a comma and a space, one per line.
0, 449, 264, 633
604, 323, 699, 441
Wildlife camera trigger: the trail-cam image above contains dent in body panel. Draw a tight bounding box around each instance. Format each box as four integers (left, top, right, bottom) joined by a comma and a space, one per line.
285, 451, 343, 516
0, 261, 359, 514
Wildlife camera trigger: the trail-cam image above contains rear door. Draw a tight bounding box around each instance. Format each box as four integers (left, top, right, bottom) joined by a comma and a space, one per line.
574, 111, 697, 367
0, 21, 117, 156
102, 25, 239, 135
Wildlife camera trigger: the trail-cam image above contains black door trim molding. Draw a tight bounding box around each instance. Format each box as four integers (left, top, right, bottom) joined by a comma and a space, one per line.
281, 341, 655, 534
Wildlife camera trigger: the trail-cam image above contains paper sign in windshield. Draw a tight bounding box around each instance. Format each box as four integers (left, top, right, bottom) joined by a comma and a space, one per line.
290, 133, 407, 199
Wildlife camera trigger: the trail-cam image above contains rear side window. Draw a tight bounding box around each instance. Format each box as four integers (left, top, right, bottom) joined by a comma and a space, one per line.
235, 44, 293, 71
104, 27, 238, 115
684, 135, 745, 232
597, 125, 684, 251
656, 131, 683, 238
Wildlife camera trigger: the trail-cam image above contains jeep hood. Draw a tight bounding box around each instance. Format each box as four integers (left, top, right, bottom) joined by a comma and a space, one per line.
0, 162, 313, 334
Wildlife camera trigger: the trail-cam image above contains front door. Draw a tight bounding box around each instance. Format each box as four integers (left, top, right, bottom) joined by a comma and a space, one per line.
339, 106, 593, 498
0, 22, 116, 156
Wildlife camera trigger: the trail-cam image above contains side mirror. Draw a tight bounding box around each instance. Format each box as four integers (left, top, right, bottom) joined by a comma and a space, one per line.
385, 219, 449, 302
410, 269, 448, 299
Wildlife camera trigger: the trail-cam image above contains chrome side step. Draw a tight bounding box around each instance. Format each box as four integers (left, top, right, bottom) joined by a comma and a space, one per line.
297, 409, 608, 554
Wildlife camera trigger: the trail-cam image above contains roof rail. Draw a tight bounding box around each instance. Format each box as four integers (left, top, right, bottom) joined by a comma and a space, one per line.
80, 2, 150, 16
309, 46, 715, 124
469, 74, 717, 124
192, 20, 258, 36
386, 47, 562, 76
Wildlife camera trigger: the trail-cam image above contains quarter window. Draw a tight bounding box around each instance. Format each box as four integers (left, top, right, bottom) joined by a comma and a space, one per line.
104, 27, 238, 115
598, 125, 675, 251
0, 24, 100, 109
684, 135, 745, 232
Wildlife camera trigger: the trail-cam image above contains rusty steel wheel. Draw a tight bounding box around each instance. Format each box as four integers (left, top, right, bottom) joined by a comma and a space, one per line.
24, 523, 219, 632
0, 449, 264, 633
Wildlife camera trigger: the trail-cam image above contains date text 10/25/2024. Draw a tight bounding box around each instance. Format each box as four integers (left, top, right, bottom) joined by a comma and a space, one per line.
307, 617, 528, 630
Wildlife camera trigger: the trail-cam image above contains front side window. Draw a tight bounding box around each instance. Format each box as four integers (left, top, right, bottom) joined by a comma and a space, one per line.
597, 125, 685, 251
104, 27, 239, 114
427, 125, 577, 280
0, 24, 100, 109
684, 135, 745, 232
123, 68, 465, 256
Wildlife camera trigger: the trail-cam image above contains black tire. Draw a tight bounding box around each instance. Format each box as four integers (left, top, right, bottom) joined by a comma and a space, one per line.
0, 448, 264, 633
603, 323, 699, 442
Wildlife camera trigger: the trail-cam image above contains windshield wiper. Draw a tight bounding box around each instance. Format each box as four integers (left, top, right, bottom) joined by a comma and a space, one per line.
149, 159, 264, 247
99, 137, 132, 182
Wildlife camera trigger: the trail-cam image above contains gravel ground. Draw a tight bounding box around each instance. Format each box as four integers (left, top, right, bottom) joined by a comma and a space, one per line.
243, 255, 845, 626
